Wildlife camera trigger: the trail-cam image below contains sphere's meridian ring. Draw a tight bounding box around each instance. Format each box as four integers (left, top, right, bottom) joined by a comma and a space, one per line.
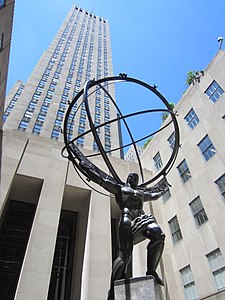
83, 80, 123, 184
63, 76, 180, 188
98, 83, 145, 185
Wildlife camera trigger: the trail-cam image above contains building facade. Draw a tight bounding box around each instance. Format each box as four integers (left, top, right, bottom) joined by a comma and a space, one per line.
124, 144, 143, 162
141, 50, 225, 300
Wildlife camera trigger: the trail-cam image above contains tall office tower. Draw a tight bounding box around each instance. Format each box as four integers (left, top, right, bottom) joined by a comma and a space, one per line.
1, 5, 138, 300
141, 50, 225, 300
3, 5, 120, 155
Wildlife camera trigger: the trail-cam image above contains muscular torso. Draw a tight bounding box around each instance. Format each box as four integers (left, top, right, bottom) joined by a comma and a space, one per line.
116, 186, 144, 218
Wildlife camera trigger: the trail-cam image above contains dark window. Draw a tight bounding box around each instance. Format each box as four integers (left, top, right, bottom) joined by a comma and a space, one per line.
168, 216, 182, 244
198, 135, 216, 161
177, 160, 191, 183
168, 132, 175, 150
185, 108, 199, 129
0, 33, 4, 51
0, 0, 5, 9
163, 187, 171, 202
215, 174, 225, 201
189, 196, 208, 226
47, 210, 77, 300
153, 152, 163, 171
205, 81, 224, 103
0, 201, 36, 300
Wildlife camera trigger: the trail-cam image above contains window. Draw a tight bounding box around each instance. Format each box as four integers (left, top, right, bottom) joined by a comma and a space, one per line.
205, 81, 224, 103
153, 152, 163, 171
163, 187, 171, 202
168, 132, 175, 150
77, 137, 84, 146
189, 196, 208, 226
18, 120, 29, 131
185, 109, 199, 129
198, 135, 216, 161
47, 210, 77, 300
0, 33, 3, 51
177, 160, 191, 183
0, 201, 37, 300
206, 249, 225, 290
180, 265, 198, 300
215, 174, 225, 201
168, 216, 182, 244
32, 124, 42, 135
0, 0, 5, 8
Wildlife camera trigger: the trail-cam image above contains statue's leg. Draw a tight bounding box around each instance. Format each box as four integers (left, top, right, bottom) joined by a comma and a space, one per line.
108, 210, 133, 299
145, 222, 165, 286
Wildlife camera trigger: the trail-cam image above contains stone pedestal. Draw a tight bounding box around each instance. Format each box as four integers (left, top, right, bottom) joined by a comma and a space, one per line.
114, 276, 164, 300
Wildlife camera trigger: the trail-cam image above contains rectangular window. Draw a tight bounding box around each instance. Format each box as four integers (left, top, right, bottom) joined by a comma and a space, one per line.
0, 0, 5, 8
185, 108, 199, 129
153, 152, 163, 171
189, 196, 208, 226
0, 200, 37, 300
206, 249, 225, 290
18, 120, 29, 130
47, 210, 77, 300
77, 137, 84, 146
205, 81, 224, 103
180, 265, 198, 300
0, 33, 4, 51
51, 129, 60, 139
177, 159, 191, 183
168, 132, 175, 150
32, 124, 42, 135
163, 187, 171, 202
215, 174, 225, 201
168, 216, 182, 244
33, 93, 40, 100
198, 135, 216, 161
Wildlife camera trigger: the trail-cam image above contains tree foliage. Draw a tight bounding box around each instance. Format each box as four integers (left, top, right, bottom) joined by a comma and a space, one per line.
161, 102, 175, 123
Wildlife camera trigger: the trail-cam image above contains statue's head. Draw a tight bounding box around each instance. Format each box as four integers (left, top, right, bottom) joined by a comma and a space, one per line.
126, 172, 139, 188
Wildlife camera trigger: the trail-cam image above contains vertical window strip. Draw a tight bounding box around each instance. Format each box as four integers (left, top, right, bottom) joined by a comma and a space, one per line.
207, 249, 225, 290
180, 265, 198, 300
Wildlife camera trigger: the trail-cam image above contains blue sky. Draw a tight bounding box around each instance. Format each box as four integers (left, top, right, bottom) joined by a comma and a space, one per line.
7, 0, 225, 147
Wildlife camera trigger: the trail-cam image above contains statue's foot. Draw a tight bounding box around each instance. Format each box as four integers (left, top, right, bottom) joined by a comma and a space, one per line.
146, 270, 164, 286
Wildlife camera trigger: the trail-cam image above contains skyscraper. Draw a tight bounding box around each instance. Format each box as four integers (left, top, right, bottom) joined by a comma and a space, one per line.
1, 5, 134, 300
3, 5, 120, 155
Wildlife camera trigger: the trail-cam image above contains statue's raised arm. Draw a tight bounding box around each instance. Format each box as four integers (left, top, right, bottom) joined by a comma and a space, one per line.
67, 143, 121, 195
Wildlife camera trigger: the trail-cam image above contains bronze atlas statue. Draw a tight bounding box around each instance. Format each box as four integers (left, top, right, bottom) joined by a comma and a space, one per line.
62, 75, 180, 299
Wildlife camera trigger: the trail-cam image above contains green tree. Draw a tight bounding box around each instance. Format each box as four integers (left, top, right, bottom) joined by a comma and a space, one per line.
185, 70, 197, 86
143, 137, 153, 149
161, 102, 175, 123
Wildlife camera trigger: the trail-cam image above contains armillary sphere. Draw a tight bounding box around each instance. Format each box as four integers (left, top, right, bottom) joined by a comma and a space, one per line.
62, 75, 180, 192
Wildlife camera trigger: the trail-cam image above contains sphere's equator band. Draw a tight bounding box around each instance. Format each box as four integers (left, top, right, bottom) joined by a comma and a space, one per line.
62, 108, 174, 155
86, 116, 173, 158
62, 76, 180, 190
